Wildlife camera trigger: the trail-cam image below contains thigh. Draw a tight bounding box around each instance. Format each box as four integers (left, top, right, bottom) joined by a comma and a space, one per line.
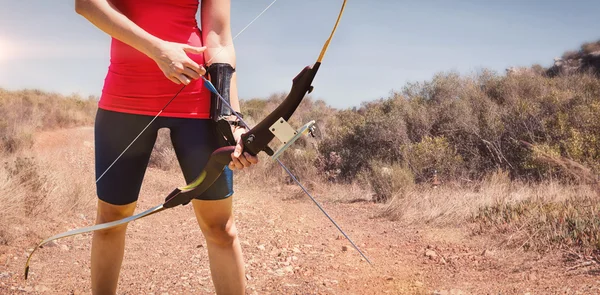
94, 109, 159, 205
168, 118, 234, 200
191, 197, 233, 229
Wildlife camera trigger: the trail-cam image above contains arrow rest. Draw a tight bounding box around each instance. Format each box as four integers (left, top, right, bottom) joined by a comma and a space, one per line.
269, 118, 317, 160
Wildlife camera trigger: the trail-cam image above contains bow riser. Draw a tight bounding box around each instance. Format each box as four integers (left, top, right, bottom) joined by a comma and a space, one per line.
166, 63, 322, 208
242, 63, 321, 156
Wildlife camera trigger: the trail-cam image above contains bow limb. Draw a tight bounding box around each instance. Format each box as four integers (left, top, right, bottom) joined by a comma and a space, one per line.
24, 147, 233, 279
163, 146, 235, 208
24, 204, 165, 279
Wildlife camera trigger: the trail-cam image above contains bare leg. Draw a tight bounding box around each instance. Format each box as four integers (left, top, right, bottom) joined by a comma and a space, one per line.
192, 197, 245, 295
91, 199, 136, 295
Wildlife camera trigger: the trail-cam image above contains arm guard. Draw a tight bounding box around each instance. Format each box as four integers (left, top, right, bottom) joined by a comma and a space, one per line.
207, 63, 236, 121
207, 63, 238, 146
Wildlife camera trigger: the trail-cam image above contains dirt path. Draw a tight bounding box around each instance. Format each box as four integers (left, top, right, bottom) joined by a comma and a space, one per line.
0, 127, 598, 294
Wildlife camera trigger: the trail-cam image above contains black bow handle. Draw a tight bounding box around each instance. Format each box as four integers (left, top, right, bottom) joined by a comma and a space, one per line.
241, 63, 321, 156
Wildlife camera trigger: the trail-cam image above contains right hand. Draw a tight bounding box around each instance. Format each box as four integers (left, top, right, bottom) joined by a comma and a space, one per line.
151, 41, 207, 85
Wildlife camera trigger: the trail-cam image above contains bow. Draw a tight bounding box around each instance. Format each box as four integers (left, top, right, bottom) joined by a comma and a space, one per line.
25, 0, 369, 280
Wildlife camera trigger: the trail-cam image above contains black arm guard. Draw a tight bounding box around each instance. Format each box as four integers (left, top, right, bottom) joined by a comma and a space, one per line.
207, 63, 238, 146
207, 63, 236, 121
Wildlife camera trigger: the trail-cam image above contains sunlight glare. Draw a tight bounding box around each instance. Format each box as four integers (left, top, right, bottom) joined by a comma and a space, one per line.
0, 37, 11, 62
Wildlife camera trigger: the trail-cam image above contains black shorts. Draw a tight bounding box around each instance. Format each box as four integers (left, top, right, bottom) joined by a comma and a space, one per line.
94, 109, 233, 205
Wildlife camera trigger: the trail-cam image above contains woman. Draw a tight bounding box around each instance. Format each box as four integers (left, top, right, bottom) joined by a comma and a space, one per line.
75, 0, 257, 294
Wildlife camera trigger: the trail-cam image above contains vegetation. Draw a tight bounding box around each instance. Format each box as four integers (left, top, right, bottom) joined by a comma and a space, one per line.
240, 40, 600, 254
0, 88, 97, 155
0, 89, 97, 243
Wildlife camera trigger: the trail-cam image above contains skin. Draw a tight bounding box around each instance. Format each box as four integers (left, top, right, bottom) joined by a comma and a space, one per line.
75, 0, 257, 294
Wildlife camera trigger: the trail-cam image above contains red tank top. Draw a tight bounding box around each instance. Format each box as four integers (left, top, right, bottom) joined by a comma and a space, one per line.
99, 0, 211, 119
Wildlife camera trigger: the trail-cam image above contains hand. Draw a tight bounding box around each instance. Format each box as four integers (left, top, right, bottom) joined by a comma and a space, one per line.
229, 127, 259, 170
151, 41, 207, 85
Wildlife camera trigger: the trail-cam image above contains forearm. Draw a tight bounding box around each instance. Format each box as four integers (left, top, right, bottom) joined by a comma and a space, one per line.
75, 0, 162, 59
201, 0, 240, 115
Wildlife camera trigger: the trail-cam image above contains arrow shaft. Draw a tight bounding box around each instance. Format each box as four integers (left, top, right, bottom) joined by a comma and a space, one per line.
276, 159, 372, 264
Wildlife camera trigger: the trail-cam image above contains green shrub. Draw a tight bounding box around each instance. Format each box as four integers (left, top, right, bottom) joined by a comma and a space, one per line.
403, 136, 464, 183
318, 69, 600, 185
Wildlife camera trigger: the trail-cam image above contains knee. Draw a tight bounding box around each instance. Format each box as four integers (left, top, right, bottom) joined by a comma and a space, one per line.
200, 219, 239, 248
94, 200, 136, 235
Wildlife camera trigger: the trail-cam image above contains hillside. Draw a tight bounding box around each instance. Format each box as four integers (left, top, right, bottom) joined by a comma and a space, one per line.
547, 40, 600, 77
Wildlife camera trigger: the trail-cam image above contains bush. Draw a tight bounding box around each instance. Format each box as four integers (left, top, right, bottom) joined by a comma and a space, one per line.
148, 129, 178, 171
357, 161, 414, 203
582, 41, 600, 54
318, 98, 410, 181
235, 40, 600, 207
318, 69, 600, 186
276, 147, 319, 184
403, 136, 464, 183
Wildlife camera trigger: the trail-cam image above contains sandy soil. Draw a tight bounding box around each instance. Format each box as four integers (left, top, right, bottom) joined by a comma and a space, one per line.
0, 127, 598, 294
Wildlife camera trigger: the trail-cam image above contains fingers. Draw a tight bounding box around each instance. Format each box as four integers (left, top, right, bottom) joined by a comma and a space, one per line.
181, 45, 207, 75
230, 143, 245, 170
229, 157, 244, 170
183, 45, 207, 55
182, 67, 200, 80
233, 141, 243, 158
245, 152, 259, 165
168, 62, 205, 85
176, 73, 191, 85
166, 75, 182, 85
181, 60, 205, 77
229, 152, 259, 171
228, 156, 252, 170
158, 43, 207, 85
228, 129, 259, 170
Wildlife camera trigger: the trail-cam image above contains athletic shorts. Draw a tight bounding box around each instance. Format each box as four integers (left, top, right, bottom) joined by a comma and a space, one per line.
94, 108, 234, 205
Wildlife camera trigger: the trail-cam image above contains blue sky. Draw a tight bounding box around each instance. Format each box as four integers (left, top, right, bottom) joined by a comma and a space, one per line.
0, 0, 598, 109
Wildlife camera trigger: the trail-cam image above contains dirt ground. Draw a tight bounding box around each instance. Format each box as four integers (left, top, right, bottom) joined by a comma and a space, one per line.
0, 127, 598, 294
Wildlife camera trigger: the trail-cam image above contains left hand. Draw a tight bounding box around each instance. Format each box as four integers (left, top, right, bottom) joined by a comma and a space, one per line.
229, 127, 259, 170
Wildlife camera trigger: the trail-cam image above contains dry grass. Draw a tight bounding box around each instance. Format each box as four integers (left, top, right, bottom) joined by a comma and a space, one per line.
376, 165, 600, 254
468, 141, 600, 254
148, 128, 179, 171
0, 153, 94, 244
0, 88, 97, 155
472, 185, 599, 253
380, 170, 512, 225
0, 89, 97, 244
